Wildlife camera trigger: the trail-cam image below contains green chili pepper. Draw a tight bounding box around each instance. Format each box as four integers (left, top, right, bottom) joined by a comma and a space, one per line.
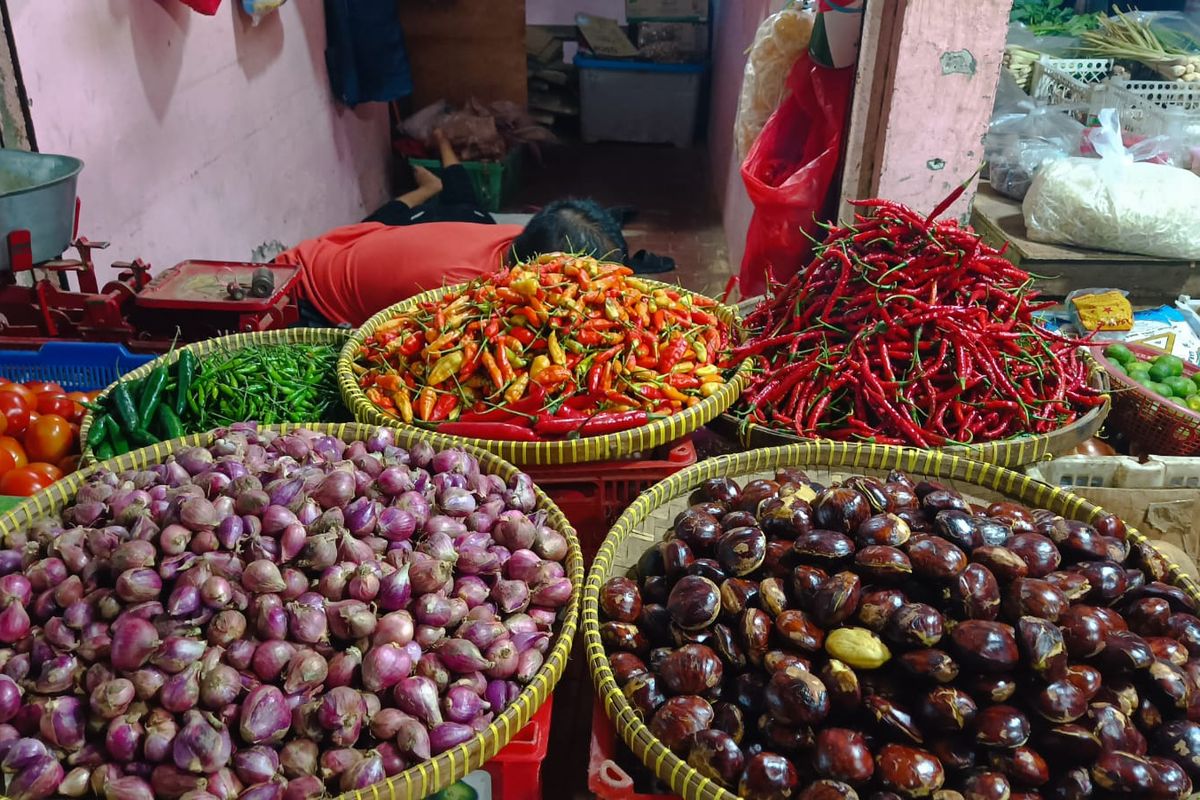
155, 405, 184, 440
137, 365, 169, 430
128, 428, 159, 448
108, 425, 130, 456
93, 442, 115, 461
110, 380, 140, 433
173, 350, 197, 417
86, 415, 114, 449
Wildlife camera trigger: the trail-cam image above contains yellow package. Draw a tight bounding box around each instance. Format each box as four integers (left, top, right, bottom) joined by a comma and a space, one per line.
1071, 290, 1133, 332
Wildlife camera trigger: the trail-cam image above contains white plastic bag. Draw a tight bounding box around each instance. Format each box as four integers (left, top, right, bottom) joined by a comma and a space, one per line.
733, 5, 815, 162
1022, 109, 1200, 260
985, 72, 1085, 200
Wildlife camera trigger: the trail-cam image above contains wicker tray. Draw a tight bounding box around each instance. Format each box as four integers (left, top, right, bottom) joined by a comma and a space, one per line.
0, 422, 583, 800
78, 328, 351, 463
1092, 343, 1200, 456
712, 353, 1111, 469
583, 441, 1195, 800
338, 280, 750, 466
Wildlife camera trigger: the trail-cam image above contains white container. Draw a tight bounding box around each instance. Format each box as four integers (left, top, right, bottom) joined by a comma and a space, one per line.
576, 55, 706, 147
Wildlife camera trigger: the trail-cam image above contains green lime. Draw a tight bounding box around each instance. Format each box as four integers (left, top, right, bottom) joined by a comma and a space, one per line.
1110, 362, 1127, 375
1171, 395, 1189, 407
1104, 343, 1135, 364
1127, 363, 1152, 378
1149, 362, 1175, 383
1151, 382, 1175, 398
1165, 376, 1195, 397
1187, 395, 1200, 412
1155, 354, 1185, 377
1191, 373, 1200, 392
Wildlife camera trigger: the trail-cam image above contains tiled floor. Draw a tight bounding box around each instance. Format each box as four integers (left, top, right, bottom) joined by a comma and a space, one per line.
505, 142, 732, 298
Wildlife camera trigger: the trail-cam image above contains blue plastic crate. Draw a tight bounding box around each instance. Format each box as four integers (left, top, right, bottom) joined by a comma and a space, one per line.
0, 342, 156, 391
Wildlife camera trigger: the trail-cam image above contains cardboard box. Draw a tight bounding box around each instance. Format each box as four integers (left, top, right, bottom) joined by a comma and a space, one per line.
635, 21, 708, 61
576, 14, 637, 58
626, 0, 708, 22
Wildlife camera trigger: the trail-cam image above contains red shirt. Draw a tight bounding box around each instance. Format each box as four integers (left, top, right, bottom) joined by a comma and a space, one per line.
276, 222, 521, 326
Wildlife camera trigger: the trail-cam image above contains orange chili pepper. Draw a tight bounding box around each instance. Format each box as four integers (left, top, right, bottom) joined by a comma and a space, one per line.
417, 386, 437, 420
481, 351, 504, 388
376, 374, 403, 393
495, 345, 514, 383
532, 365, 572, 390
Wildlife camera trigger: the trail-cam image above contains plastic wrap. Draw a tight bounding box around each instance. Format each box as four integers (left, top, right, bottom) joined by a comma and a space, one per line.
1022, 109, 1200, 260
985, 72, 1085, 199
734, 6, 815, 162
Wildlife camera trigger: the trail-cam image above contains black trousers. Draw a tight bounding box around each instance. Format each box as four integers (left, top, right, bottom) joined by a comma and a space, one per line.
363, 164, 495, 226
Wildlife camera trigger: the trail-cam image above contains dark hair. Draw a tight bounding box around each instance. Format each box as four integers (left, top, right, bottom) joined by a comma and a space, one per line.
509, 199, 628, 263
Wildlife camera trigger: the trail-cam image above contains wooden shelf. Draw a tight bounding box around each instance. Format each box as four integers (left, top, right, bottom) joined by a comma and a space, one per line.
970, 183, 1200, 303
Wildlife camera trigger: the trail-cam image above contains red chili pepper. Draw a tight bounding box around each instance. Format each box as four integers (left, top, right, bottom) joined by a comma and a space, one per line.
578, 410, 650, 436
533, 413, 586, 437
657, 335, 689, 373
436, 421, 538, 441
430, 394, 458, 422
508, 326, 535, 346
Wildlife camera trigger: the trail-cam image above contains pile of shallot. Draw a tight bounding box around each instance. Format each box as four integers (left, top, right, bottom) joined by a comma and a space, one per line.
0, 425, 574, 800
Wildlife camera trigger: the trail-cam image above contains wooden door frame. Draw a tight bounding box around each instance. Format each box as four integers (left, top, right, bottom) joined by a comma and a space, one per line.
0, 0, 36, 150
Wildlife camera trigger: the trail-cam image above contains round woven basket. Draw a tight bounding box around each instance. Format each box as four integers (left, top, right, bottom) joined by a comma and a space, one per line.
711, 353, 1111, 468
79, 328, 351, 463
0, 422, 583, 800
583, 441, 1196, 800
1093, 343, 1200, 456
338, 280, 750, 465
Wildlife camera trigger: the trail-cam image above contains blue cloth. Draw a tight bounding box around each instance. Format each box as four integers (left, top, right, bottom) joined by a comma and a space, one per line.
324, 0, 413, 106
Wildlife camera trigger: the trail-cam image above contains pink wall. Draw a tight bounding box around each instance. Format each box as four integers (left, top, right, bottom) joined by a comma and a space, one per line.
9, 0, 391, 283
708, 0, 778, 280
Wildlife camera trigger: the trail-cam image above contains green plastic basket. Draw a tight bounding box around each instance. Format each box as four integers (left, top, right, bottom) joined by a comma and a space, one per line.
409, 147, 524, 213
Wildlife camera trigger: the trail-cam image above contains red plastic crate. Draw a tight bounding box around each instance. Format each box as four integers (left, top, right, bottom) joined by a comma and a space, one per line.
483, 694, 553, 800
525, 437, 697, 562
588, 698, 677, 800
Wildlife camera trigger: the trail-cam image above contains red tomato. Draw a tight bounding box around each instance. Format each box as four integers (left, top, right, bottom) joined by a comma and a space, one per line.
66, 392, 90, 424
0, 449, 16, 478
25, 462, 63, 483
25, 411, 38, 429
56, 454, 80, 476
0, 437, 28, 469
24, 414, 72, 464
23, 381, 63, 394
0, 385, 35, 410
35, 391, 73, 418
0, 467, 49, 497
0, 396, 31, 437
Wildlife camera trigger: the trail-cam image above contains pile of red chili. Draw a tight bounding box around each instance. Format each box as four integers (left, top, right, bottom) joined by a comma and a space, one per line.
353, 254, 731, 441
730, 197, 1104, 446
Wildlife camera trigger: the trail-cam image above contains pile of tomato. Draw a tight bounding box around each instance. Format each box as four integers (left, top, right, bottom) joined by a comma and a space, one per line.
0, 379, 90, 496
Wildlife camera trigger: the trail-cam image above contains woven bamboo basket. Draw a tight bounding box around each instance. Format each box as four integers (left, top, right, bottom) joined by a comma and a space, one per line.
712, 354, 1111, 469
337, 280, 750, 466
0, 422, 583, 800
78, 328, 351, 463
583, 441, 1196, 800
1092, 343, 1200, 456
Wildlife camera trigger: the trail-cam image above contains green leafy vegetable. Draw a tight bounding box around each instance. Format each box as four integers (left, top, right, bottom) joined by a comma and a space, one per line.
1011, 0, 1101, 37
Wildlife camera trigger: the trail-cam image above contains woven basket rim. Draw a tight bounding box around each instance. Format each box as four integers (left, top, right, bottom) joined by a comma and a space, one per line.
78, 328, 351, 462
337, 277, 749, 465
715, 350, 1111, 468
582, 441, 1197, 800
1092, 343, 1200, 424
1, 422, 582, 800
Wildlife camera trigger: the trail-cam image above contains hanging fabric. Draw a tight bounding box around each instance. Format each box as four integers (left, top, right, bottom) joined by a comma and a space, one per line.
324, 0, 414, 107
